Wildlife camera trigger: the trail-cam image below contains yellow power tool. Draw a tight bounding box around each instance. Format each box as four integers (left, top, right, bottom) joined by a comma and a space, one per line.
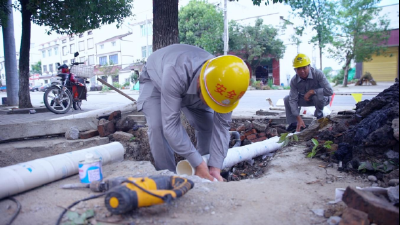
104, 176, 194, 214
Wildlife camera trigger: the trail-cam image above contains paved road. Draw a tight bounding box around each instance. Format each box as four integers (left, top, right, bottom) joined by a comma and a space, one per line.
0, 89, 377, 125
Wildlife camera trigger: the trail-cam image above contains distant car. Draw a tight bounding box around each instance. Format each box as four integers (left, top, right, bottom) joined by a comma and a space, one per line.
30, 85, 41, 92
0, 86, 6, 92
39, 84, 52, 92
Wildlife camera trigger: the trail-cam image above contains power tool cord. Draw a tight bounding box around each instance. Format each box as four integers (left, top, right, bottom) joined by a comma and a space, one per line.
56, 179, 168, 225
5, 197, 21, 225
56, 193, 106, 225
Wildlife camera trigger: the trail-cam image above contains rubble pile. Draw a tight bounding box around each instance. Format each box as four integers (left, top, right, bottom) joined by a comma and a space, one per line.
310, 82, 399, 183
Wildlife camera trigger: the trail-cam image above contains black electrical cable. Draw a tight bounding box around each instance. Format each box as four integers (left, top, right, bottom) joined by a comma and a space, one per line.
56, 193, 106, 225
5, 197, 21, 225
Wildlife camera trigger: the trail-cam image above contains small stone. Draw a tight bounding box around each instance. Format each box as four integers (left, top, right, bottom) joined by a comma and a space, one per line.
204, 206, 210, 211
327, 216, 341, 225
368, 175, 377, 182
211, 211, 215, 215
385, 150, 399, 160
388, 179, 399, 186
371, 183, 379, 187
65, 127, 80, 140
311, 209, 325, 217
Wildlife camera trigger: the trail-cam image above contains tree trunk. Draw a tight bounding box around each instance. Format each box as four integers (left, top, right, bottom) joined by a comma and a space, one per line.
18, 0, 33, 108
2, 0, 19, 106
319, 45, 323, 70
343, 57, 351, 87
152, 0, 179, 51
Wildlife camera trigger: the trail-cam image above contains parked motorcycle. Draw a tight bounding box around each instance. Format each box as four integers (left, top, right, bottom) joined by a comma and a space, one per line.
43, 52, 90, 114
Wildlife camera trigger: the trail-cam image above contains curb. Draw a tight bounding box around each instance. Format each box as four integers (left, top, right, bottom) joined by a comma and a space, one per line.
0, 106, 49, 115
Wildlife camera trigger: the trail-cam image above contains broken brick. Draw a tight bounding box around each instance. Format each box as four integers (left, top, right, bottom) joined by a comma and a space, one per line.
253, 137, 267, 143
236, 125, 246, 132
339, 208, 370, 225
245, 129, 257, 136
98, 121, 115, 137
342, 187, 399, 225
246, 134, 257, 141
259, 132, 266, 137
79, 130, 99, 139
108, 111, 122, 122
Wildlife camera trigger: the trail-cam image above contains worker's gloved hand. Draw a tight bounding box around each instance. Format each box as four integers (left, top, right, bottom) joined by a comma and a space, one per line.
304, 90, 315, 102
296, 117, 306, 132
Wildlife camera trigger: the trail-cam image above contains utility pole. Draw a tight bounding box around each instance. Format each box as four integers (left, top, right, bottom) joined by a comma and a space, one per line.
1, 0, 19, 106
223, 0, 229, 55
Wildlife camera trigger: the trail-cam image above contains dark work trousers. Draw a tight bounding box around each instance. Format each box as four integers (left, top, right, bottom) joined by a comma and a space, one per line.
284, 95, 330, 125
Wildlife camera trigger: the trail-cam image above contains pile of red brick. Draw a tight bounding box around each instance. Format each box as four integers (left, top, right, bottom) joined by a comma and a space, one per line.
231, 121, 283, 145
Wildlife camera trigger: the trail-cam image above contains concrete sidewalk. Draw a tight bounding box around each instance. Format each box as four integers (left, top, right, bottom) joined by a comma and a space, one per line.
332, 82, 395, 94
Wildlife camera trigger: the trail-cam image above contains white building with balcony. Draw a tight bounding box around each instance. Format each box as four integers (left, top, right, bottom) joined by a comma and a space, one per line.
93, 33, 134, 87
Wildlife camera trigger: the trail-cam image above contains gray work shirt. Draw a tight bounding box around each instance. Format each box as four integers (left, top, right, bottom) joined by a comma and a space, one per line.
138, 44, 232, 169
288, 67, 333, 117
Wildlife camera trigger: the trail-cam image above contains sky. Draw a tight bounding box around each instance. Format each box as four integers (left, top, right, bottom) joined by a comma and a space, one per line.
0, 0, 399, 69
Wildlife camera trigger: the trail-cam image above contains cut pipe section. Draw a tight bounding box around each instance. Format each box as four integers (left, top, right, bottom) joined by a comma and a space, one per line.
176, 136, 283, 176
0, 142, 125, 200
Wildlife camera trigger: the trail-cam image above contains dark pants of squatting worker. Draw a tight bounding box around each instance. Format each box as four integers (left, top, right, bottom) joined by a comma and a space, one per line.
284, 95, 330, 124
137, 68, 214, 173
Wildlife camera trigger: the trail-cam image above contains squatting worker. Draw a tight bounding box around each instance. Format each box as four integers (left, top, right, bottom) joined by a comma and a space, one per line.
137, 44, 250, 182
284, 53, 333, 132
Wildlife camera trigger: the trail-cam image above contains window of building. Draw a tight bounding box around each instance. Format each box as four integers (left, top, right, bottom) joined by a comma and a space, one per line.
109, 54, 118, 64
48, 49, 52, 57
112, 75, 119, 83
43, 65, 48, 72
140, 23, 153, 37
100, 44, 104, 50
99, 56, 107, 66
80, 57, 86, 63
62, 39, 67, 44
88, 38, 94, 49
70, 44, 75, 54
70, 36, 74, 41
79, 34, 84, 38
111, 41, 116, 47
88, 55, 95, 65
88, 31, 93, 35
79, 41, 85, 51
141, 45, 153, 58
44, 80, 49, 84
62, 46, 68, 56
70, 59, 75, 64
49, 64, 53, 73
42, 51, 46, 58
54, 47, 58, 55
63, 60, 68, 65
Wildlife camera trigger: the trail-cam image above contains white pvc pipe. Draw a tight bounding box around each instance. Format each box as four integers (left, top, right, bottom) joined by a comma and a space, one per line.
176, 136, 283, 176
51, 103, 137, 120
0, 142, 125, 200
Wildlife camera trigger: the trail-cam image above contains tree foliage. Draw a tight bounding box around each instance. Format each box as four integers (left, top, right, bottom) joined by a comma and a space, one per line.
30, 61, 42, 74
26, 0, 133, 35
15, 0, 133, 108
328, 0, 390, 87
0, 0, 9, 26
229, 0, 287, 6
287, 0, 336, 70
179, 0, 224, 54
229, 18, 285, 72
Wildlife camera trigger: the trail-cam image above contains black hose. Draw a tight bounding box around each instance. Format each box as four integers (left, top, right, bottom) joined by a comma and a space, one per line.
5, 197, 21, 225
229, 131, 241, 148
56, 193, 106, 225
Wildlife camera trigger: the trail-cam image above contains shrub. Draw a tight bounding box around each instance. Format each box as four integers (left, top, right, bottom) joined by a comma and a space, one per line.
262, 85, 271, 90
252, 81, 262, 90
113, 82, 122, 89
283, 86, 291, 90
101, 85, 111, 92
250, 78, 256, 86
123, 82, 130, 87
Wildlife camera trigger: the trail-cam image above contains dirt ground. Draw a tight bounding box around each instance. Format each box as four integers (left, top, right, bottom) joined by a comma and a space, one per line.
0, 142, 371, 225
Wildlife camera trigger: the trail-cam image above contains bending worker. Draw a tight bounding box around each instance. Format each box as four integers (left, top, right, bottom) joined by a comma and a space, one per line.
137, 44, 250, 181
284, 54, 333, 132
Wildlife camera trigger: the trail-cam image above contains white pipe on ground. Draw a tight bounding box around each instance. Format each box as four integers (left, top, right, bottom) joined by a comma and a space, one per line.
51, 103, 137, 120
176, 136, 283, 176
0, 142, 125, 200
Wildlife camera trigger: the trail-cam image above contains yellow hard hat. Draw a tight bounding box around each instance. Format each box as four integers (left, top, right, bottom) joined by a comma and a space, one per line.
293, 53, 311, 68
200, 55, 250, 114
